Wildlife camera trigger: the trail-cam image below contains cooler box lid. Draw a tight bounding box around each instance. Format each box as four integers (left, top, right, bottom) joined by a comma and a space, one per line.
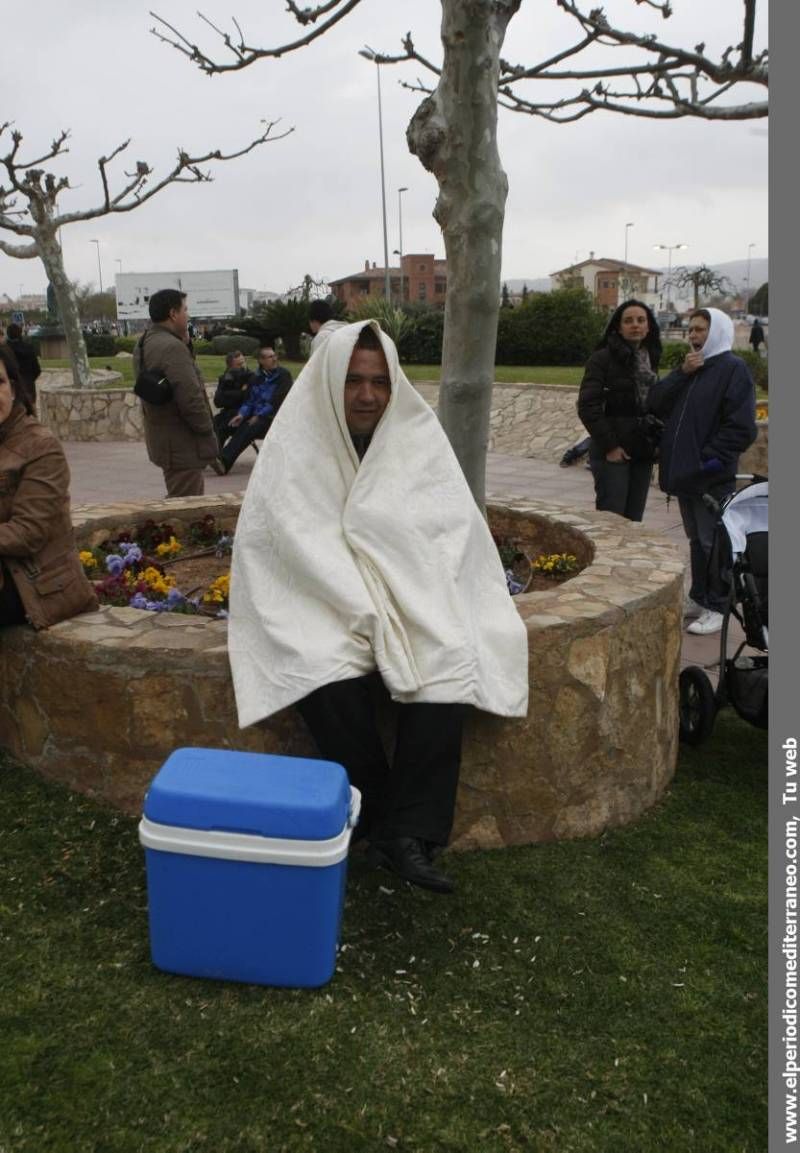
143, 749, 351, 841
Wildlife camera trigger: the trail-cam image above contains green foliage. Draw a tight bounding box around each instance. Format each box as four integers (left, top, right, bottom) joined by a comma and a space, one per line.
262, 297, 310, 359
737, 347, 768, 392
83, 333, 116, 357
660, 340, 690, 370
0, 708, 766, 1151
209, 335, 261, 356
398, 307, 445, 364
113, 336, 139, 353
748, 282, 768, 317
496, 286, 606, 365
350, 297, 411, 347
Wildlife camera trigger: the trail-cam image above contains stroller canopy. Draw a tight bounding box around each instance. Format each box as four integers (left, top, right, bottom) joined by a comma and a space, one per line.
722, 481, 768, 558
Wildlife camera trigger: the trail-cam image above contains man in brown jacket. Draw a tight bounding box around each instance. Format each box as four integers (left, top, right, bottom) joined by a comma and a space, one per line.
133, 289, 219, 497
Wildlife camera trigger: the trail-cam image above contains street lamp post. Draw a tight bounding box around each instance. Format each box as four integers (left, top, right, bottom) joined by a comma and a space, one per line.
653, 243, 688, 310
90, 238, 103, 295
624, 222, 634, 265
745, 242, 756, 305
397, 186, 408, 303
359, 46, 391, 303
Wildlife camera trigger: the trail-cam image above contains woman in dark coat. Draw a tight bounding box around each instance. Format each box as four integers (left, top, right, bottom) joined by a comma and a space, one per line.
577, 298, 662, 522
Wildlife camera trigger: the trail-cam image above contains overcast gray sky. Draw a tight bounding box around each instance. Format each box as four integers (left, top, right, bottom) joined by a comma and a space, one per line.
1, 0, 768, 299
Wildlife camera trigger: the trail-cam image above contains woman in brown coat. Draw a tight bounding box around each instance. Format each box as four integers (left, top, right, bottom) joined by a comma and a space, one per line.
0, 345, 98, 629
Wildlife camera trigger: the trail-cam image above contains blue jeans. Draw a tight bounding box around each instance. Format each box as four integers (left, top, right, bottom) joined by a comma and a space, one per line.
589, 444, 652, 522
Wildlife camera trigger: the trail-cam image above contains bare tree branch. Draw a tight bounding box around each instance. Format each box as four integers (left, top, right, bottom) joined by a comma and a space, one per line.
150, 0, 365, 74
0, 236, 38, 258
151, 0, 766, 122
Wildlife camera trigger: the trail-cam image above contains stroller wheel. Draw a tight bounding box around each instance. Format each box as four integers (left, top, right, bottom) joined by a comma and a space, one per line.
679, 666, 717, 746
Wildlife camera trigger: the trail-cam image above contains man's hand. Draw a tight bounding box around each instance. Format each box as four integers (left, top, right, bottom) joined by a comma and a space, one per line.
605, 446, 630, 462
248, 416, 259, 426
230, 414, 244, 428
682, 351, 705, 374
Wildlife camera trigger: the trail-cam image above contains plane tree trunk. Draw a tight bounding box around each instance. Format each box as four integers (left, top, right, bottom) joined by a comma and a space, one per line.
408, 0, 520, 506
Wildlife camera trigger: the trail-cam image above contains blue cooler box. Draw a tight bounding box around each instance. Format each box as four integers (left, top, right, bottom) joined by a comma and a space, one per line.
138, 748, 360, 988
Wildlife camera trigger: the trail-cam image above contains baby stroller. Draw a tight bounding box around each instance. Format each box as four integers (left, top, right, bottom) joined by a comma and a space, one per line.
679, 479, 768, 745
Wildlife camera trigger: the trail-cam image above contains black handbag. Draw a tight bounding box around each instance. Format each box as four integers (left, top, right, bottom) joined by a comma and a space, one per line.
134, 329, 174, 406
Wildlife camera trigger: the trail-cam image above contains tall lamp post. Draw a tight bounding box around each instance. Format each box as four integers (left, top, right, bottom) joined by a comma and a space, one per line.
359, 46, 391, 303
745, 242, 756, 306
653, 242, 688, 310
397, 186, 408, 303
90, 238, 103, 295
624, 222, 634, 265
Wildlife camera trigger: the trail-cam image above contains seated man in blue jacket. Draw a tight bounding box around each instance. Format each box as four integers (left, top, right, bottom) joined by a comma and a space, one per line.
648, 308, 757, 636
220, 346, 293, 473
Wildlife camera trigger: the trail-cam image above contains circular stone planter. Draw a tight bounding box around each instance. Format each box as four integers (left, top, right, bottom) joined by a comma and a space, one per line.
0, 494, 684, 850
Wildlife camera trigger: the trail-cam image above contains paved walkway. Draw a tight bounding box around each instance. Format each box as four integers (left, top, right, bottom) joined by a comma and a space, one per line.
64, 440, 737, 679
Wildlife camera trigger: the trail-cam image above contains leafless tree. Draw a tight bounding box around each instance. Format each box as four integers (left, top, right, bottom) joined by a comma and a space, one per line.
0, 121, 292, 388
152, 0, 767, 503
672, 264, 734, 310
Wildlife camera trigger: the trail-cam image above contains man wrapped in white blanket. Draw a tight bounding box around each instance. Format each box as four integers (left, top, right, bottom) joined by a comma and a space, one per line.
228, 321, 528, 892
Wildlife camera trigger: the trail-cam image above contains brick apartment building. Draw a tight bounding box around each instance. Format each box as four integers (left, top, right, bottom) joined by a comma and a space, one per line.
329, 253, 447, 310
550, 253, 661, 312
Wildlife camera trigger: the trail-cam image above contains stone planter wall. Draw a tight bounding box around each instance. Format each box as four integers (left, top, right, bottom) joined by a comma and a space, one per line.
0, 494, 683, 849
38, 374, 768, 474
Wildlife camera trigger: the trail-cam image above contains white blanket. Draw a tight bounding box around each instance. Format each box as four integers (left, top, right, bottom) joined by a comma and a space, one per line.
228, 321, 529, 728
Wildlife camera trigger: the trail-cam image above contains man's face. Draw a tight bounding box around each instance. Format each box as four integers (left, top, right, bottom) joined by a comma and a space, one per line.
344, 346, 391, 436
169, 300, 190, 340
688, 315, 710, 351
258, 348, 279, 372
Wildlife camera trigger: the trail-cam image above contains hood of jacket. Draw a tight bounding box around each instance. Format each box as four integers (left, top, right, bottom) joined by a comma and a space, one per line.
695, 308, 734, 361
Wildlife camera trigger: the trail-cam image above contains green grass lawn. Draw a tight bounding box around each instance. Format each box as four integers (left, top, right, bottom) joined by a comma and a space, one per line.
41, 357, 583, 389
0, 711, 765, 1152
41, 359, 769, 397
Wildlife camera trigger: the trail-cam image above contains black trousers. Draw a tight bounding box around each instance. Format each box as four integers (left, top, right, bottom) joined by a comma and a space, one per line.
589, 443, 652, 523
0, 563, 26, 626
220, 415, 271, 470
296, 674, 463, 846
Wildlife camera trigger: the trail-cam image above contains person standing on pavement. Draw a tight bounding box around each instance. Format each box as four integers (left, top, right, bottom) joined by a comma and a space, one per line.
648, 307, 757, 635
749, 317, 765, 355
308, 300, 347, 354
577, 299, 662, 522
133, 290, 220, 498
5, 324, 41, 409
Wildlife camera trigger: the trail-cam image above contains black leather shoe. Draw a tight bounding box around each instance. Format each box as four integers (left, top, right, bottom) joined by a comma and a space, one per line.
369, 836, 455, 894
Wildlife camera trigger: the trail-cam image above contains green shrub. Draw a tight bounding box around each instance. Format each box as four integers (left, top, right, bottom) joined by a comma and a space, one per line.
659, 340, 690, 370
736, 347, 768, 392
350, 298, 411, 347
398, 308, 445, 364
210, 335, 261, 356
496, 287, 605, 365
114, 336, 140, 353
84, 333, 117, 357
